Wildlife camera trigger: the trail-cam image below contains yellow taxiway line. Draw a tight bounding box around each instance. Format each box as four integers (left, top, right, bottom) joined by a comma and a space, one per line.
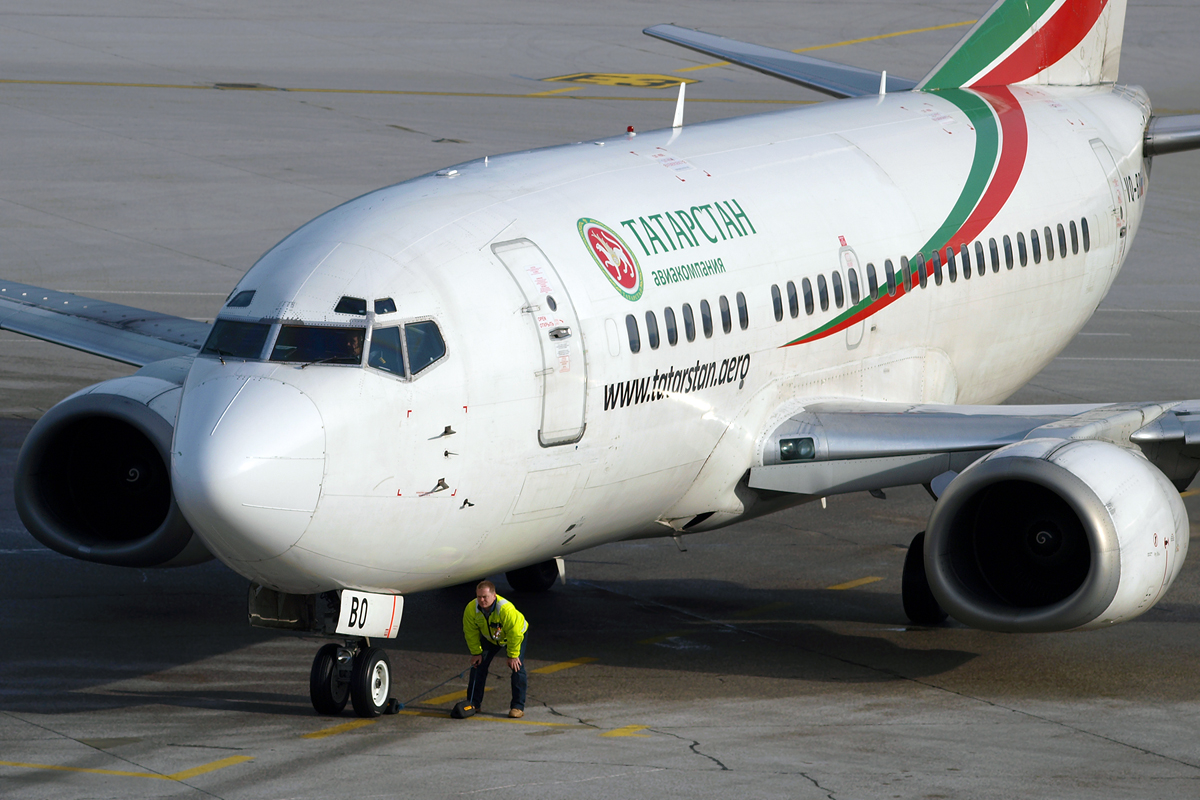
675, 20, 978, 73
826, 576, 884, 591
531, 656, 598, 674
301, 718, 378, 739
0, 755, 253, 781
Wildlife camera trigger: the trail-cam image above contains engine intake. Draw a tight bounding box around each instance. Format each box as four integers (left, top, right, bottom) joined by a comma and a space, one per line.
15, 381, 211, 567
925, 438, 1188, 632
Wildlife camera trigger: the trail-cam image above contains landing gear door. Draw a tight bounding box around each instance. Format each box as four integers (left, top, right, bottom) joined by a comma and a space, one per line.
493, 239, 587, 447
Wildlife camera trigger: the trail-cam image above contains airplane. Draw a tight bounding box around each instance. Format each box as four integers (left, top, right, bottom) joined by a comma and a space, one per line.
6, 0, 1200, 718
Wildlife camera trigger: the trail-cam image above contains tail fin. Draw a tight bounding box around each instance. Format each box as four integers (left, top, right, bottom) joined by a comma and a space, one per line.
918, 0, 1127, 91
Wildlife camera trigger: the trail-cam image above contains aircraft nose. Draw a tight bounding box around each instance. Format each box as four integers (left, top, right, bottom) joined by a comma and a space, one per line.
172, 375, 326, 563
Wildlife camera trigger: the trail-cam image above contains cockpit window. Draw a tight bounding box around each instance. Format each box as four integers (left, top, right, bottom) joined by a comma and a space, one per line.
405, 320, 446, 374
226, 290, 255, 308
334, 296, 368, 316
374, 298, 397, 314
367, 327, 406, 377
201, 320, 270, 360
271, 325, 364, 364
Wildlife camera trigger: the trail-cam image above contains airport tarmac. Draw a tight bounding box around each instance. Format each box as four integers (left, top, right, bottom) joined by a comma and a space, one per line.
3, 1, 1200, 797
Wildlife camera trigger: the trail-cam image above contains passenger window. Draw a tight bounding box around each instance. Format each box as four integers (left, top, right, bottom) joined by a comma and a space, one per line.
1058, 223, 1067, 257
736, 292, 749, 330
682, 303, 696, 342
405, 320, 446, 373
945, 247, 957, 282
914, 254, 927, 289
786, 281, 799, 318
1003, 235, 1013, 269
901, 256, 911, 292
368, 326, 406, 377
701, 300, 714, 338
802, 278, 815, 314
988, 238, 999, 272
374, 298, 397, 314
817, 275, 829, 311
1069, 220, 1079, 254
626, 314, 641, 353
831, 271, 844, 308
866, 263, 878, 297
885, 260, 897, 296
771, 285, 783, 322
931, 251, 943, 286
1044, 226, 1055, 260
645, 311, 660, 349
664, 307, 678, 346
271, 325, 365, 365
1031, 229, 1042, 263
848, 268, 861, 304
1017, 232, 1028, 266
334, 296, 368, 316
202, 320, 270, 360
1081, 217, 1091, 252
719, 295, 732, 333
975, 242, 986, 276
960, 244, 972, 279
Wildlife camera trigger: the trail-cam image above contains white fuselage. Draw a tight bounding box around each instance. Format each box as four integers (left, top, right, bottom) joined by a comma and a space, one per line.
171, 84, 1151, 595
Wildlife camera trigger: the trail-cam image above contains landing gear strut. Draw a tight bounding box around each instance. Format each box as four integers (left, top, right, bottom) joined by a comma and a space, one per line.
902, 531, 948, 625
309, 639, 395, 717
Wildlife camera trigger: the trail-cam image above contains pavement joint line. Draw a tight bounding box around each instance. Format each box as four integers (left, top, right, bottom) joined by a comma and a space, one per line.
600, 725, 651, 738
395, 709, 584, 727
730, 601, 791, 618
0, 756, 253, 781
530, 656, 598, 674
0, 78, 810, 104
301, 718, 377, 739
826, 576, 884, 590
675, 19, 977, 72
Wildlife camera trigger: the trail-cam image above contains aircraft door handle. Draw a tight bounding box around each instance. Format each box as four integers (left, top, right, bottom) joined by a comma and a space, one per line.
548, 326, 572, 340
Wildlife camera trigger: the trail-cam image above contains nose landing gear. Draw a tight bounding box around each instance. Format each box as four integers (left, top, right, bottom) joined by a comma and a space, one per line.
309, 639, 398, 717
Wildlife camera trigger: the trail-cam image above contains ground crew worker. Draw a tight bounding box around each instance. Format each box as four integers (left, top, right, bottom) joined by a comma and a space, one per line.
460, 580, 529, 718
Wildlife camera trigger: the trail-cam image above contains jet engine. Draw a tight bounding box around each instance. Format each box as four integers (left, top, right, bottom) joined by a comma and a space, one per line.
14, 374, 212, 567
925, 438, 1188, 632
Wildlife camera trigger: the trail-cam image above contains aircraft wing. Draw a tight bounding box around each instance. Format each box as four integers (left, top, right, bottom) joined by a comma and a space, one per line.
749, 400, 1200, 498
0, 279, 209, 367
643, 24, 918, 98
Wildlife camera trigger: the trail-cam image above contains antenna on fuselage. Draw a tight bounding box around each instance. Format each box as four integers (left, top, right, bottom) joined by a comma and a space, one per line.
672, 81, 686, 128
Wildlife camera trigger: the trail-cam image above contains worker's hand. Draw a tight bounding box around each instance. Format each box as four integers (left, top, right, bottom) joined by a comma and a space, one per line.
470, 654, 482, 668
507, 656, 522, 672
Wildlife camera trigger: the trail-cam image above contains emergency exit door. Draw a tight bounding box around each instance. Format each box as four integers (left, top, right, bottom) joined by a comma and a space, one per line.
1090, 138, 1128, 263
493, 239, 587, 446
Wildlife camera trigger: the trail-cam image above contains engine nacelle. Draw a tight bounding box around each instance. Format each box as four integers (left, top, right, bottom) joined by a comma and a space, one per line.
925, 438, 1188, 632
15, 373, 212, 568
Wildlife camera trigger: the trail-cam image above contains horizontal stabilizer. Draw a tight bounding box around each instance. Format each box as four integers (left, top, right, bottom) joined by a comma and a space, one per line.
1145, 114, 1200, 157
0, 280, 209, 367
644, 24, 916, 99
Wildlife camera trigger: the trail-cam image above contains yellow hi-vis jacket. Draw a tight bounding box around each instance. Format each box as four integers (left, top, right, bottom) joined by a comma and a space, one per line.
463, 595, 528, 658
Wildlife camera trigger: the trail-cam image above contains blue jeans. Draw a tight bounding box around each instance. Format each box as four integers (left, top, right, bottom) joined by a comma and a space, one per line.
469, 639, 527, 711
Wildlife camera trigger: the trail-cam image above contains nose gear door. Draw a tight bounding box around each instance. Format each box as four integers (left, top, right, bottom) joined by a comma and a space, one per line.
493, 239, 587, 446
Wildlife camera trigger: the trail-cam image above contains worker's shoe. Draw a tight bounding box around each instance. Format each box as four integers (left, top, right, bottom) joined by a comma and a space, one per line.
508, 708, 524, 719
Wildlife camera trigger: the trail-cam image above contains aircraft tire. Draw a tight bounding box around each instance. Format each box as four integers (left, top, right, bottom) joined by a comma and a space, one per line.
350, 647, 392, 718
309, 643, 350, 716
506, 559, 559, 593
902, 531, 948, 625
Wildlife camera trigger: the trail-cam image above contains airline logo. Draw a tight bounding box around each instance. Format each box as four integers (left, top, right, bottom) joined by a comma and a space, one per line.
579, 218, 644, 301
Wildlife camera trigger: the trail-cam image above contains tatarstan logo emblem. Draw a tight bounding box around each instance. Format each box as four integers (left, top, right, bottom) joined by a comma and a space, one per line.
578, 218, 643, 301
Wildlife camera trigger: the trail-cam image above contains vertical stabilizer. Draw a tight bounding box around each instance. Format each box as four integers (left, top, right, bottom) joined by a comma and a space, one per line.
919, 0, 1127, 90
